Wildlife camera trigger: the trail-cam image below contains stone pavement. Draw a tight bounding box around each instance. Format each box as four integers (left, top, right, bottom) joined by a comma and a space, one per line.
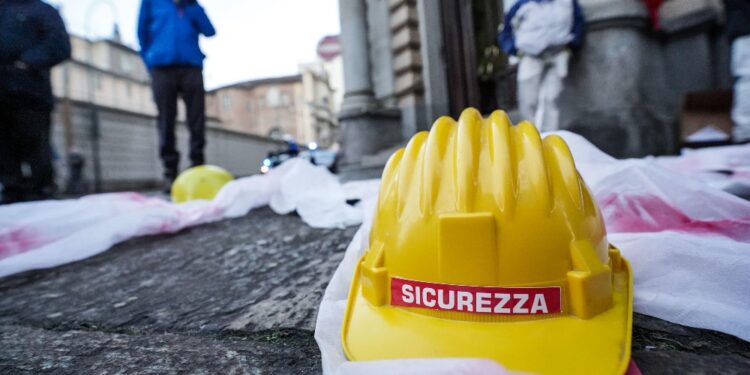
1, 207, 749, 374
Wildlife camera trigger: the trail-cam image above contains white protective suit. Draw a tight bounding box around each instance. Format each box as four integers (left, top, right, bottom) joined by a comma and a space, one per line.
518, 50, 570, 132
507, 0, 579, 131
732, 35, 750, 142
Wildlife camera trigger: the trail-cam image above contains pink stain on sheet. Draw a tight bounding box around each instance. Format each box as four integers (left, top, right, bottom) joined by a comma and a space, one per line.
0, 227, 56, 261
0, 194, 228, 262
140, 204, 226, 236
121, 192, 150, 202
626, 360, 642, 375
600, 194, 750, 241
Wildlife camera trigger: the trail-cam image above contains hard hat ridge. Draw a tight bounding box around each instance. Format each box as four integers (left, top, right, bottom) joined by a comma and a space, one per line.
379, 108, 592, 219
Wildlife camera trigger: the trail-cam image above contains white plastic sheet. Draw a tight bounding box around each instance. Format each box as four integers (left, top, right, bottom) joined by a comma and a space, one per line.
0, 159, 359, 277
1, 131, 749, 373
315, 131, 750, 374
655, 144, 750, 197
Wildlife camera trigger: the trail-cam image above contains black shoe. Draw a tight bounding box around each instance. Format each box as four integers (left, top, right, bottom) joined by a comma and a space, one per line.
1, 186, 25, 205
24, 190, 57, 203
0, 193, 23, 205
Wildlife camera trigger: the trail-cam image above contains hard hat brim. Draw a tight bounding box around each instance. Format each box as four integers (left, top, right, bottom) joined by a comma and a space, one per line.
341, 257, 633, 375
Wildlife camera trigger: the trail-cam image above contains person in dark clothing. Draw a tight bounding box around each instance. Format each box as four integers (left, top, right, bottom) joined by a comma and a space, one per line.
0, 0, 71, 204
725, 0, 750, 143
138, 0, 216, 192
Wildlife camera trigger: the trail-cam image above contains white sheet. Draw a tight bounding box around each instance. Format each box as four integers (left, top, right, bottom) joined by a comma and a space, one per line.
315, 132, 750, 374
1, 131, 748, 375
0, 159, 360, 278
655, 144, 750, 196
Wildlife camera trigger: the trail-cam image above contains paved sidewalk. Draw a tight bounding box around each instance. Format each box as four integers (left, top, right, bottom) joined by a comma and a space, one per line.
1, 207, 748, 374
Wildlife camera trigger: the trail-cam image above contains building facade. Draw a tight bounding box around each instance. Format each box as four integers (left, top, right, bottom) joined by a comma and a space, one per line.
50, 35, 283, 192
52, 36, 154, 118
314, 35, 346, 114
206, 70, 338, 148
338, 0, 731, 177
207, 76, 305, 140
300, 60, 340, 148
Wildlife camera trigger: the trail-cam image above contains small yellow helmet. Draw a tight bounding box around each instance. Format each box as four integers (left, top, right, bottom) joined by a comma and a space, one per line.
341, 108, 632, 374
171, 165, 234, 203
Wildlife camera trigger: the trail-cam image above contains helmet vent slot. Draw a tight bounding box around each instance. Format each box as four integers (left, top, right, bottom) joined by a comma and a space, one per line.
438, 212, 498, 285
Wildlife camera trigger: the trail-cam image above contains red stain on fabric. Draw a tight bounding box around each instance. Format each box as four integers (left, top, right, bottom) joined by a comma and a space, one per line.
122, 192, 149, 202
0, 228, 50, 261
626, 360, 643, 375
600, 194, 750, 241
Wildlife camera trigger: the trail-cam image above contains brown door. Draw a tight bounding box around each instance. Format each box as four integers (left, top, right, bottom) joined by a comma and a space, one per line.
440, 0, 509, 117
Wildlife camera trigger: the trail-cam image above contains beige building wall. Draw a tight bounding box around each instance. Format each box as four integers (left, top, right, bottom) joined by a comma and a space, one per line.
208, 77, 304, 140
300, 62, 338, 148
47, 35, 284, 190
389, 0, 425, 122
51, 35, 203, 124
207, 74, 337, 147
206, 87, 251, 133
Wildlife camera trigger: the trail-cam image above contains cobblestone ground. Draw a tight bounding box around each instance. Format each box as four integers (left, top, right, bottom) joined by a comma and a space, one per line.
1, 207, 748, 374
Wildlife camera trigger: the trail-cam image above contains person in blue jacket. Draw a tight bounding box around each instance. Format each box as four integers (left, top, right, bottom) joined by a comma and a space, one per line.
0, 0, 71, 204
498, 0, 584, 132
138, 0, 216, 193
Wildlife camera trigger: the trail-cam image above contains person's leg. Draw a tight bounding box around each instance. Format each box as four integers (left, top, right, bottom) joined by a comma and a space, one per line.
0, 103, 24, 203
534, 64, 549, 129
731, 36, 750, 142
539, 70, 563, 132
536, 50, 570, 132
734, 76, 750, 142
180, 67, 206, 167
517, 56, 544, 126
151, 68, 180, 178
14, 105, 55, 200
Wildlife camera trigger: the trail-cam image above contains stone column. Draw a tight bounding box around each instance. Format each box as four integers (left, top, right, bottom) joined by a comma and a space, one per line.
418, 0, 449, 125
367, 0, 397, 106
339, 0, 377, 112
338, 0, 402, 178
559, 0, 676, 157
562, 0, 728, 155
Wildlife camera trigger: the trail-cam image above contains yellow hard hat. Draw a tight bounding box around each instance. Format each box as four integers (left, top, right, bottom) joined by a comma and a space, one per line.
171, 165, 234, 203
341, 108, 632, 374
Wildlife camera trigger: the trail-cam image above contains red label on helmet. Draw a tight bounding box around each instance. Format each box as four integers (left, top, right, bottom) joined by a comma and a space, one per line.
390, 277, 562, 315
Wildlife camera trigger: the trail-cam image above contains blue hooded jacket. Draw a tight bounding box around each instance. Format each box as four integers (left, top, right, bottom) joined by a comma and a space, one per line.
137, 0, 215, 70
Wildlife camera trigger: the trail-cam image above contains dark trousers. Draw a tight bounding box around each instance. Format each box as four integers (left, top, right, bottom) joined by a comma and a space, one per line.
0, 101, 54, 203
151, 66, 206, 178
